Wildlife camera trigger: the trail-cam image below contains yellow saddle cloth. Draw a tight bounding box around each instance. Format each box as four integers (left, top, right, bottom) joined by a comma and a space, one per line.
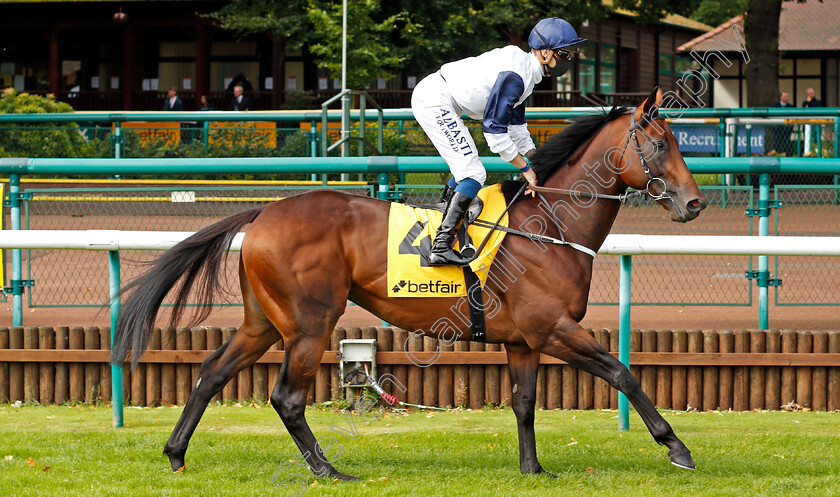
386, 184, 509, 297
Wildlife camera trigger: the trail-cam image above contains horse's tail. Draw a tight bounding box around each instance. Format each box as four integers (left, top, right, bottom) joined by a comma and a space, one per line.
111, 206, 265, 368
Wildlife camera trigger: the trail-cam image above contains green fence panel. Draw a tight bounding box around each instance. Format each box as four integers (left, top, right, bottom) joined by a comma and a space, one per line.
23, 184, 373, 307
774, 183, 840, 306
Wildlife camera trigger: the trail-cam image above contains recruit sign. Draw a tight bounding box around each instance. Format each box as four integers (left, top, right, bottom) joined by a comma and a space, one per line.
674, 125, 765, 154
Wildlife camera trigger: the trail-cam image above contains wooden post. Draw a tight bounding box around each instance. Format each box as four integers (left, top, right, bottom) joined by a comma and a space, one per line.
641, 329, 657, 405
732, 330, 749, 411
407, 331, 423, 406
69, 327, 84, 403
812, 331, 828, 411
764, 330, 782, 410
749, 330, 766, 410
331, 328, 346, 402
175, 327, 191, 405
453, 340, 469, 407
796, 331, 812, 409
546, 360, 561, 410
0, 328, 8, 403
147, 328, 162, 407
250, 327, 267, 403
687, 330, 703, 410
99, 328, 111, 404
671, 330, 687, 410
24, 327, 39, 403
423, 336, 439, 407
392, 329, 409, 405
717, 330, 734, 411
469, 341, 485, 409
161, 327, 177, 405
485, 343, 501, 406
536, 365, 547, 410
828, 330, 840, 411
84, 327, 100, 404
780, 330, 797, 407
593, 329, 611, 409
656, 330, 672, 409
438, 333, 455, 408
39, 327, 55, 404
702, 330, 719, 411
377, 327, 393, 397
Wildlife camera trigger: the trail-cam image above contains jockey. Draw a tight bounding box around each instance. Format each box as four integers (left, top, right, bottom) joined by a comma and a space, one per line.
411, 17, 586, 266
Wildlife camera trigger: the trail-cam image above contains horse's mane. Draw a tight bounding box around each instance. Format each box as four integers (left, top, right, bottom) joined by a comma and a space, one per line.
501, 106, 629, 198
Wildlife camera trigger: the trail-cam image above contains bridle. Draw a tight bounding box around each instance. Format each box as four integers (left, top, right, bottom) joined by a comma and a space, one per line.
470, 109, 675, 260
527, 109, 673, 204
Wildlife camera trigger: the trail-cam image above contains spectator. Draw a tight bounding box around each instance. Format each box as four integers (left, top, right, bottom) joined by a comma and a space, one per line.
198, 95, 215, 111
774, 91, 794, 108
771, 91, 794, 154
802, 88, 823, 154
229, 85, 250, 111
802, 87, 823, 108
163, 87, 184, 111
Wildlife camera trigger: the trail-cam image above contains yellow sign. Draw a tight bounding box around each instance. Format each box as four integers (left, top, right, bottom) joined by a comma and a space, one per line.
114, 121, 277, 148
386, 184, 509, 297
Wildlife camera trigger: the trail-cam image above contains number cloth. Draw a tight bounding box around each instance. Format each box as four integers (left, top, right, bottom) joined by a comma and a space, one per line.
386, 184, 510, 297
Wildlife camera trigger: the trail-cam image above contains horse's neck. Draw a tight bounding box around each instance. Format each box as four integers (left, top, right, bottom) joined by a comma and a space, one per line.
541, 140, 627, 253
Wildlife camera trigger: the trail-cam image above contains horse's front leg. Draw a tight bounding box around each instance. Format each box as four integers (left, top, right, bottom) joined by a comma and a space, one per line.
539, 316, 695, 470
504, 343, 556, 477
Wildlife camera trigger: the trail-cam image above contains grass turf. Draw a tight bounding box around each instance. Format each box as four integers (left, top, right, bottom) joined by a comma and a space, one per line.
0, 403, 837, 496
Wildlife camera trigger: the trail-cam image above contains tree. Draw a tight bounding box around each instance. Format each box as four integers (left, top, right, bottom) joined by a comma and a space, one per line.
612, 0, 702, 25
691, 0, 747, 27
206, 0, 312, 106
743, 0, 783, 107
307, 0, 413, 89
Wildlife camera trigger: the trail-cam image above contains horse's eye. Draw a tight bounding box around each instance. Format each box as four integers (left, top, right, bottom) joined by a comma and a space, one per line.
655, 140, 666, 151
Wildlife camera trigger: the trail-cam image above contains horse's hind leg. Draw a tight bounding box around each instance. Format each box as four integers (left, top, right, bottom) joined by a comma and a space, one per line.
540, 317, 695, 470
505, 344, 554, 476
269, 331, 358, 481
163, 264, 280, 471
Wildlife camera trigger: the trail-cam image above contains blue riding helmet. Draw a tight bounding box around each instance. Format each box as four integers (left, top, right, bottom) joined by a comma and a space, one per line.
528, 17, 587, 51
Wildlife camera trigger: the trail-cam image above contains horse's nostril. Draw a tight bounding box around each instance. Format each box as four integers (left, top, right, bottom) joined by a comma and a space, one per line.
686, 198, 704, 213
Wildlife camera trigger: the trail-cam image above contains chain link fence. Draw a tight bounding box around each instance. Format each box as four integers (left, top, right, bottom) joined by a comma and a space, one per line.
775, 182, 840, 305
22, 184, 373, 307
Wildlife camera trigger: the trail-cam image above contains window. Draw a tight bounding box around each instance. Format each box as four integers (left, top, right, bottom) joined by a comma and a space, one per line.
600, 44, 616, 93
578, 43, 596, 94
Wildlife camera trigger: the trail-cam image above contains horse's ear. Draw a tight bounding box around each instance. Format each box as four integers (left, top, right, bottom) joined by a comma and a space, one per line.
634, 87, 662, 122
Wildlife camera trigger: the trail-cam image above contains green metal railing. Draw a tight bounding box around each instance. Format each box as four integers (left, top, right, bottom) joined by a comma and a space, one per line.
3, 155, 839, 331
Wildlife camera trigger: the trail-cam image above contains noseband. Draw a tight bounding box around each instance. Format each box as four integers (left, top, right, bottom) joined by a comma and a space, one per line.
528, 109, 673, 204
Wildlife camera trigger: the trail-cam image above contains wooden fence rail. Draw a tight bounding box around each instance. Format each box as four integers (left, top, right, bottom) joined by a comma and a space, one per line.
0, 326, 838, 411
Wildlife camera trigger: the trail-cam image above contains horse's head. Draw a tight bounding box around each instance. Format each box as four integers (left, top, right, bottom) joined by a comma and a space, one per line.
616, 88, 707, 222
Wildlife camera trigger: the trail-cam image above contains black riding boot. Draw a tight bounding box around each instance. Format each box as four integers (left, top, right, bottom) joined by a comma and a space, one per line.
439, 183, 455, 204
428, 191, 473, 266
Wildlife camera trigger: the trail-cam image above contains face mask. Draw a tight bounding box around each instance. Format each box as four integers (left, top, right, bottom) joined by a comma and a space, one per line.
548, 58, 571, 78
543, 50, 572, 78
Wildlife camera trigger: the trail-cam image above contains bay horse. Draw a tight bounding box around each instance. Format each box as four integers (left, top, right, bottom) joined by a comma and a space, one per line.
112, 88, 707, 478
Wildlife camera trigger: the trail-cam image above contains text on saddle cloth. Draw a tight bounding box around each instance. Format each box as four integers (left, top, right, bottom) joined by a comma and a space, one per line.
386, 184, 509, 298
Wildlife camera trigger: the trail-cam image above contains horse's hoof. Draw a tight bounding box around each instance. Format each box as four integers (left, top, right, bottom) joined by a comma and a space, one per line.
522, 466, 557, 478
165, 449, 186, 472
332, 472, 360, 481
668, 449, 695, 470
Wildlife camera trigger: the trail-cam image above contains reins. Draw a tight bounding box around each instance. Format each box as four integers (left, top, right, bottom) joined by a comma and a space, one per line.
461, 109, 672, 263
527, 109, 672, 204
